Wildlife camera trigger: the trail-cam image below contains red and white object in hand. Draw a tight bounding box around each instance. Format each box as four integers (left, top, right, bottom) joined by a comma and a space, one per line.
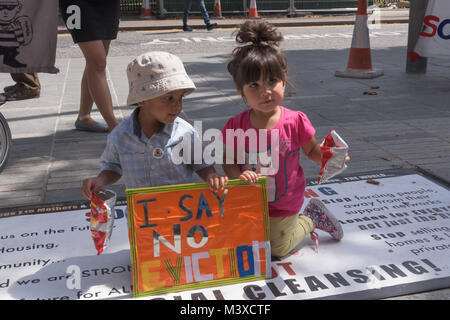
318, 130, 349, 184
88, 190, 116, 255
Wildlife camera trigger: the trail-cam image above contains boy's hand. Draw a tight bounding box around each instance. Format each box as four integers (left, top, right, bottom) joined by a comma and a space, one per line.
206, 172, 228, 193
239, 170, 261, 184
345, 154, 351, 165
82, 170, 121, 200
82, 177, 104, 200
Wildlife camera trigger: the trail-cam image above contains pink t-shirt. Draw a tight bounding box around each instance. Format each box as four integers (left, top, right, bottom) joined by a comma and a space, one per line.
221, 106, 315, 217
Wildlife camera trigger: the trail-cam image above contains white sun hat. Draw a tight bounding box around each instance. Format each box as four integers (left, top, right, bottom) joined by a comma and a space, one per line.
126, 51, 196, 105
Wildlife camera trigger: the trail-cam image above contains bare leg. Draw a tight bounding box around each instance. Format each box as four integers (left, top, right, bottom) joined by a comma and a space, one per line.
77, 40, 118, 131
79, 40, 111, 120
78, 67, 93, 119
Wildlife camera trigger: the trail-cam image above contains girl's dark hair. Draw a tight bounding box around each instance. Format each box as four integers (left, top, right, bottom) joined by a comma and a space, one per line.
227, 20, 288, 92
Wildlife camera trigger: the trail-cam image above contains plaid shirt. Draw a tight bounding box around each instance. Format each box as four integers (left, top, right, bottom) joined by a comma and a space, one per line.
100, 108, 211, 189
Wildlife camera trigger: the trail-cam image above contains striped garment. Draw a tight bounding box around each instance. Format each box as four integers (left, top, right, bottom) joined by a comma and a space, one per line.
100, 108, 212, 189
0, 22, 25, 47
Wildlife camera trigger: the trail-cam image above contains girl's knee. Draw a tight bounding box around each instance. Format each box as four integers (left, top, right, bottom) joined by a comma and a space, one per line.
270, 234, 295, 258
270, 245, 290, 258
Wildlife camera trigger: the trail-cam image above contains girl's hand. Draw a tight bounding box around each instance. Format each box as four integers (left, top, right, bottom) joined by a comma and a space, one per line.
206, 173, 228, 193
239, 170, 261, 184
345, 154, 351, 165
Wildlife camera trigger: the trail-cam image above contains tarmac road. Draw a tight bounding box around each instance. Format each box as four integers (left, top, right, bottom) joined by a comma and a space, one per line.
56, 23, 410, 57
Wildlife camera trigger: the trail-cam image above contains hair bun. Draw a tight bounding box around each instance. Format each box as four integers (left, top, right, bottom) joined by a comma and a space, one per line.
236, 20, 283, 47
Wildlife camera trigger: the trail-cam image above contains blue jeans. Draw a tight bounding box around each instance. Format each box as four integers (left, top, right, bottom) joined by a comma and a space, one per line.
183, 0, 211, 25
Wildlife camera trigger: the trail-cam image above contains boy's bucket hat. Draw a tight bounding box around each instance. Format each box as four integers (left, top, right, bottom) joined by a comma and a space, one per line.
126, 51, 196, 105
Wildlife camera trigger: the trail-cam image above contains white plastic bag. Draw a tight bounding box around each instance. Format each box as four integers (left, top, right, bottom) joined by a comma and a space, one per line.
318, 130, 349, 184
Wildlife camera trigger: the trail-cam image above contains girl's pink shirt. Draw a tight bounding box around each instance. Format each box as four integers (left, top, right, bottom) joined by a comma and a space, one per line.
221, 106, 315, 217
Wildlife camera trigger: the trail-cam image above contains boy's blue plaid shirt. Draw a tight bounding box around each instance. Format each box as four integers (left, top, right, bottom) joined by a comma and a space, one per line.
100, 108, 211, 189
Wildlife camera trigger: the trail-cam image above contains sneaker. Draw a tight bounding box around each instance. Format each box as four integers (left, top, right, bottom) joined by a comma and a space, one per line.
206, 22, 218, 31
302, 198, 344, 240
183, 25, 193, 32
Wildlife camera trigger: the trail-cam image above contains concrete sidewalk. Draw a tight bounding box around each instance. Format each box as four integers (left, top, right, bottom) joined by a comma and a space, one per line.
0, 8, 449, 300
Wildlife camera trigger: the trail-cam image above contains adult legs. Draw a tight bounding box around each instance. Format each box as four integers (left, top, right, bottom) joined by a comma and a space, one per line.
77, 40, 119, 131
198, 0, 211, 25
183, 0, 193, 26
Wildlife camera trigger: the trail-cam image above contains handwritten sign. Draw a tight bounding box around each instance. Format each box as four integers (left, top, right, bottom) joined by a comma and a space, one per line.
126, 178, 270, 297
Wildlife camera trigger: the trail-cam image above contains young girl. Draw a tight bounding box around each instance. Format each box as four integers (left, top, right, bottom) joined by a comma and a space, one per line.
222, 21, 348, 258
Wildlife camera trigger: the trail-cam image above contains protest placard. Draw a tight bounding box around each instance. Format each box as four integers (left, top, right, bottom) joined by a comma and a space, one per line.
126, 178, 271, 297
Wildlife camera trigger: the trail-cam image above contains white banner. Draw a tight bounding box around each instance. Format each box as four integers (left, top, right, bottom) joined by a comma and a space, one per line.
0, 170, 449, 301
414, 0, 450, 58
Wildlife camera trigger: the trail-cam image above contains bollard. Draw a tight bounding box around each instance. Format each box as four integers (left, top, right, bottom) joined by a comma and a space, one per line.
140, 0, 155, 19
212, 0, 224, 19
335, 0, 383, 79
248, 0, 260, 19
156, 0, 167, 19
287, 0, 297, 17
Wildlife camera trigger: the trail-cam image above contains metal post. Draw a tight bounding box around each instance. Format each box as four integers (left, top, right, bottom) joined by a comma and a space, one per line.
156, 0, 166, 18
406, 0, 429, 73
287, 0, 297, 17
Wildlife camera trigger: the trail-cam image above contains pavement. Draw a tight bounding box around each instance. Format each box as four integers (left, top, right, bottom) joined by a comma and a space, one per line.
1, 8, 450, 300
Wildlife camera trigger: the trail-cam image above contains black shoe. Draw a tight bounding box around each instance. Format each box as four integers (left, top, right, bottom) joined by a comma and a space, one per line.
183, 25, 193, 32
206, 23, 218, 31
75, 119, 109, 133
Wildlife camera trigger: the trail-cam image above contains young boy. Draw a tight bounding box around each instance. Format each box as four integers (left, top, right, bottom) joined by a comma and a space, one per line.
82, 51, 228, 199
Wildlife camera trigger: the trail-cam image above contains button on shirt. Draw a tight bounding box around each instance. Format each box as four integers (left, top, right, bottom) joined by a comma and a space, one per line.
100, 108, 211, 189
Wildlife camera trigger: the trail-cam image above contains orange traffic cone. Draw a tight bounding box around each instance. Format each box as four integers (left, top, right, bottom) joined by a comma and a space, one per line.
212, 0, 224, 19
335, 0, 383, 79
248, 0, 260, 19
140, 0, 155, 19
